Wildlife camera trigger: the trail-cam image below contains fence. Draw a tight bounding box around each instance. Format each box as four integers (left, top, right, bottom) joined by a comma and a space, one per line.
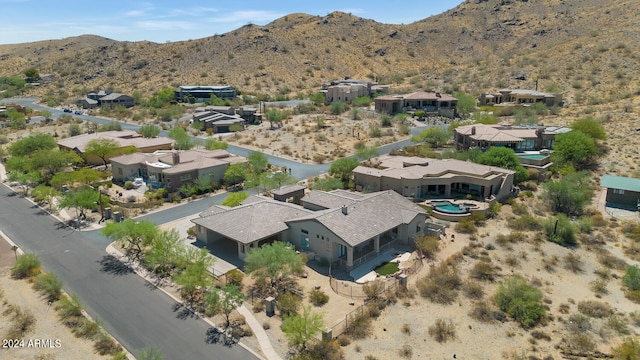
329, 274, 398, 300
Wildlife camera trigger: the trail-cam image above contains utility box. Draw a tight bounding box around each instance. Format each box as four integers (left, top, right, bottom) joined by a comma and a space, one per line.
113, 211, 122, 223
104, 207, 112, 220
264, 297, 276, 317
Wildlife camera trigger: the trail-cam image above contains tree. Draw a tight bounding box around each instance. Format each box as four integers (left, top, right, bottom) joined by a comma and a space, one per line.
167, 127, 194, 150
31, 184, 61, 211
84, 138, 120, 168
203, 137, 228, 150
281, 306, 324, 350
24, 67, 39, 81
411, 127, 450, 148
309, 92, 326, 105
248, 151, 268, 174
204, 285, 245, 327
174, 248, 213, 304
328, 157, 360, 186
244, 241, 303, 297
223, 164, 247, 187
552, 130, 598, 170
148, 87, 176, 108
542, 171, 592, 215
476, 147, 528, 183
453, 92, 476, 116
58, 188, 109, 223
221, 192, 249, 207
143, 230, 187, 277
7, 170, 41, 195
139, 124, 161, 138
354, 143, 378, 160
102, 219, 159, 260
312, 177, 343, 191
8, 132, 56, 157
542, 214, 577, 246
29, 149, 82, 182
571, 117, 607, 140
414, 233, 439, 259
330, 101, 347, 115
265, 108, 284, 129
623, 265, 640, 291
495, 275, 545, 328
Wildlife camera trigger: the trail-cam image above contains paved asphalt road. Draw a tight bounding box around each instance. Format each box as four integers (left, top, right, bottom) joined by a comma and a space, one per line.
2, 97, 444, 179
0, 184, 258, 360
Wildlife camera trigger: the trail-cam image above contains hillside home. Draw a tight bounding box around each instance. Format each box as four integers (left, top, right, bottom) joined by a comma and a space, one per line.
110, 149, 246, 192
78, 90, 134, 109
453, 124, 571, 151
479, 89, 563, 107
353, 155, 515, 202
321, 78, 389, 103
57, 130, 173, 165
175, 86, 237, 102
600, 175, 640, 209
191, 190, 427, 272
374, 91, 458, 118
192, 106, 246, 133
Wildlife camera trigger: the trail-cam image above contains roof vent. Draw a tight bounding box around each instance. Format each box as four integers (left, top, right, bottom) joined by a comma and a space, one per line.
341, 205, 348, 215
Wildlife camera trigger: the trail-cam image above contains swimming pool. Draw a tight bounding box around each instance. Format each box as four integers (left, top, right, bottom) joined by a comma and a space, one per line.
517, 153, 549, 160
432, 201, 469, 214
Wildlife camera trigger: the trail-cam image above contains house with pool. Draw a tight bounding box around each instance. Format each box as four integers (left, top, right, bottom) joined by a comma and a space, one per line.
352, 155, 515, 202
191, 190, 427, 272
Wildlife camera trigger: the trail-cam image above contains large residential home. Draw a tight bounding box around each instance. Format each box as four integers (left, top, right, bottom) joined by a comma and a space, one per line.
453, 124, 571, 152
191, 190, 427, 272
192, 106, 247, 133
77, 90, 134, 109
321, 78, 389, 103
110, 149, 246, 191
479, 89, 563, 108
175, 86, 237, 102
600, 175, 640, 209
374, 91, 458, 118
57, 130, 173, 165
353, 155, 515, 202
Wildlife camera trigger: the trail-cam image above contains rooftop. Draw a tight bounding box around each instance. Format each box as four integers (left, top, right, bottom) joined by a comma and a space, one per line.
601, 174, 640, 192
57, 131, 173, 152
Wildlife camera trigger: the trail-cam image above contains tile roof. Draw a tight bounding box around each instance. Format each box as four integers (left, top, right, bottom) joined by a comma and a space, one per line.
455, 124, 539, 143
288, 190, 427, 247
99, 92, 130, 101
192, 199, 314, 244
57, 131, 173, 152
272, 184, 306, 196
600, 174, 640, 192
301, 190, 368, 209
403, 91, 457, 102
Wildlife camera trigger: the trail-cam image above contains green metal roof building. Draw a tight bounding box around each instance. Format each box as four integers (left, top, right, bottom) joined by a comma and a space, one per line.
600, 174, 640, 209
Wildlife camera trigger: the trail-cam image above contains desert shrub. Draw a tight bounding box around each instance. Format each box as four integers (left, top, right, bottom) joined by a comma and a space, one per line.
564, 253, 583, 273
495, 275, 545, 327
577, 300, 614, 318
542, 214, 577, 246
225, 269, 244, 287
564, 333, 596, 353
75, 318, 101, 339
56, 293, 83, 319
471, 260, 497, 281
94, 333, 122, 355
399, 344, 413, 359
4, 306, 36, 339
510, 214, 542, 231
11, 253, 41, 278
401, 323, 411, 335
496, 232, 526, 247
623, 265, 640, 291
414, 234, 439, 259
597, 251, 627, 270
606, 314, 630, 335
428, 319, 456, 343
363, 279, 385, 301
469, 301, 494, 322
416, 263, 461, 304
621, 221, 640, 241
576, 216, 593, 233
278, 292, 302, 317
486, 202, 502, 218
462, 281, 484, 300
34, 272, 63, 301
345, 311, 372, 339
455, 218, 477, 233
293, 339, 345, 360
309, 288, 329, 306
566, 313, 591, 333
589, 279, 608, 295
612, 337, 640, 360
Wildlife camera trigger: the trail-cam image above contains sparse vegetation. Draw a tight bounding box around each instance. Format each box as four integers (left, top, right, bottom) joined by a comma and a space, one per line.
428, 319, 456, 343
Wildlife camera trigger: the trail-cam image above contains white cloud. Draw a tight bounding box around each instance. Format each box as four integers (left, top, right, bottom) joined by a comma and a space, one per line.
165, 7, 219, 18
135, 20, 195, 31
124, 3, 155, 17
206, 10, 285, 24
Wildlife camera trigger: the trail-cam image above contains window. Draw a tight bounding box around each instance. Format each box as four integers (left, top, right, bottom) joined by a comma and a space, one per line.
301, 229, 309, 234
613, 188, 625, 195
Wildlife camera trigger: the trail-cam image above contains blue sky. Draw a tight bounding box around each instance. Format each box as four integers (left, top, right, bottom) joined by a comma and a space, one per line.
0, 0, 463, 45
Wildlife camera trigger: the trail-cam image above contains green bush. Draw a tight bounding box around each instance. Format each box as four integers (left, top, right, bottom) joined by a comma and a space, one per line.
510, 214, 542, 231
613, 337, 640, 360
11, 253, 41, 278
455, 218, 477, 234
623, 265, 640, 291
416, 263, 461, 304
278, 292, 302, 317
226, 269, 245, 287
543, 214, 576, 246
56, 293, 83, 319
309, 288, 329, 306
34, 272, 62, 301
495, 275, 545, 327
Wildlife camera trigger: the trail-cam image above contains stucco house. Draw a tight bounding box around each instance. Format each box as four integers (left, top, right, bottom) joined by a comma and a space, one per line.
192, 190, 427, 272
78, 90, 135, 108
478, 89, 563, 107
110, 149, 246, 192
175, 86, 237, 102
600, 175, 640, 209
453, 124, 571, 152
374, 91, 458, 118
321, 78, 389, 104
192, 106, 246, 133
57, 130, 173, 165
353, 155, 515, 202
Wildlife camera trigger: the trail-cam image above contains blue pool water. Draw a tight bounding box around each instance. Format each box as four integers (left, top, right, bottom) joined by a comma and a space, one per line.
517, 153, 549, 160
433, 201, 468, 214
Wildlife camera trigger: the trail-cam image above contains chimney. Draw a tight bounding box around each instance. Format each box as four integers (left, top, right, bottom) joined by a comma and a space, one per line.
172, 152, 180, 164
341, 205, 348, 215
471, 126, 476, 135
